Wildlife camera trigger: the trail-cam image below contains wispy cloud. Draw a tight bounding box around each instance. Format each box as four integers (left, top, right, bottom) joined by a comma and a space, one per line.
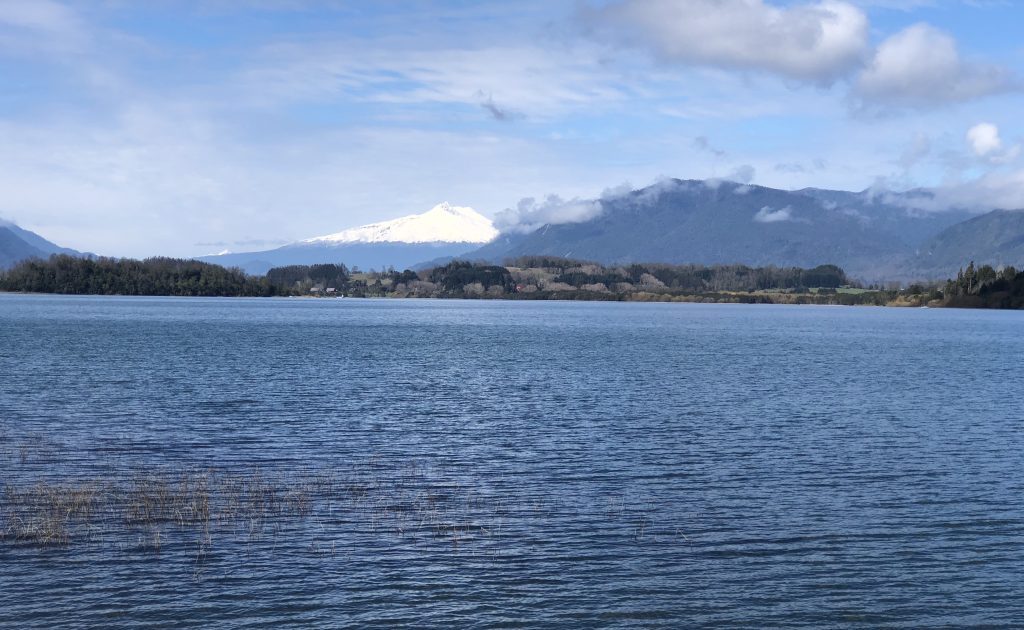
931, 169, 1024, 211
693, 136, 727, 158
0, 0, 85, 53
238, 41, 628, 118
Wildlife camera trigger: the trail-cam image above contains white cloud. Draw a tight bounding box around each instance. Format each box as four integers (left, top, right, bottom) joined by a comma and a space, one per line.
626, 177, 691, 204
753, 206, 794, 222
705, 165, 757, 189
855, 23, 1016, 107
964, 122, 1020, 164
869, 166, 1024, 214
967, 123, 1002, 157
931, 170, 1024, 212
584, 0, 869, 83
492, 195, 604, 234
728, 164, 756, 184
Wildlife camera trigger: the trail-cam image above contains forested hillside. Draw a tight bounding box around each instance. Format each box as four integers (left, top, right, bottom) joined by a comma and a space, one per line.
465, 180, 973, 280
0, 255, 281, 296
943, 262, 1024, 309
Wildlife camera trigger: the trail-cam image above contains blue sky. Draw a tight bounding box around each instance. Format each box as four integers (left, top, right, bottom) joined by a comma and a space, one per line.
1, 0, 1023, 257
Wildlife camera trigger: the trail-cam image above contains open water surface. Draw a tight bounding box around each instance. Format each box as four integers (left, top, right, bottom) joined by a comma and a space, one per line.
1, 295, 1022, 628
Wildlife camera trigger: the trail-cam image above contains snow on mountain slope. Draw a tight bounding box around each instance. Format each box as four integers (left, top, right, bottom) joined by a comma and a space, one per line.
303, 202, 497, 245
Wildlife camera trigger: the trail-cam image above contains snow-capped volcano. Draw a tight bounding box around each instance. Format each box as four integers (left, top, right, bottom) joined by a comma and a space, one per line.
303, 202, 497, 245
198, 202, 498, 274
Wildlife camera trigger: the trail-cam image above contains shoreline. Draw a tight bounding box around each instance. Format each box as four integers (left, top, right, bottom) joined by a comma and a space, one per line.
0, 289, 975, 309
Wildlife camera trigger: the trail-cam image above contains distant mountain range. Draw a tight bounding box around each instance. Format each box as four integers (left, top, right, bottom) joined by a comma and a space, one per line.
212, 180, 1013, 280
199, 202, 498, 274
0, 219, 84, 269
465, 180, 985, 280
5, 179, 1024, 281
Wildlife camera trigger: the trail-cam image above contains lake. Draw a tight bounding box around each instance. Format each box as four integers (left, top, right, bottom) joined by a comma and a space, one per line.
1, 295, 1022, 628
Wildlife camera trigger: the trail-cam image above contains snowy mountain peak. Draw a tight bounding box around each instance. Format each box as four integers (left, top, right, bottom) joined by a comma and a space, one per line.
429, 201, 456, 214
303, 202, 498, 245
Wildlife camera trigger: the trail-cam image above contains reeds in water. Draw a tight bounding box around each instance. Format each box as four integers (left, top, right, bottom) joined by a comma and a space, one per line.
1, 433, 689, 574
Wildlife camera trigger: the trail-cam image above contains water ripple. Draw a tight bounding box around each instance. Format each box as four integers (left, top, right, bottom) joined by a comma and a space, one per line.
1, 295, 1022, 628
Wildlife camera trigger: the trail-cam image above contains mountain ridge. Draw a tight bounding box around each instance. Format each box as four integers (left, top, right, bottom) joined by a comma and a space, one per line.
0, 219, 84, 270
910, 210, 1024, 275
462, 179, 978, 280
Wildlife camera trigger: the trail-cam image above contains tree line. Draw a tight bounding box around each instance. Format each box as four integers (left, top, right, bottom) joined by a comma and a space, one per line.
0, 255, 282, 296
943, 262, 1023, 309
4, 253, 1021, 309
0, 255, 848, 299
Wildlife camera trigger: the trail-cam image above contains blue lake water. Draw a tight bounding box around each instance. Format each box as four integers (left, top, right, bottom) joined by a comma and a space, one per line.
1, 294, 1022, 628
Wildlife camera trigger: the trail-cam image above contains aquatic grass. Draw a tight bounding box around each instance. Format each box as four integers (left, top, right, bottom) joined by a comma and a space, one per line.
0, 433, 690, 577
1, 480, 100, 547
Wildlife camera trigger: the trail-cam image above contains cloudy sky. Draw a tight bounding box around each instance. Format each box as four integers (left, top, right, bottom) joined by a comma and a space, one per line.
1, 0, 1023, 257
